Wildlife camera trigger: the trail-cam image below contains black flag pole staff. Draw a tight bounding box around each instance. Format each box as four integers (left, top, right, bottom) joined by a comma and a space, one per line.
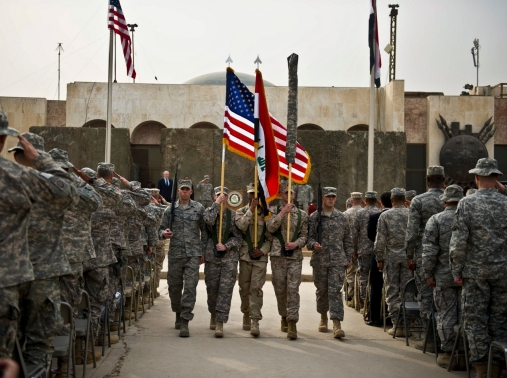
286, 53, 298, 242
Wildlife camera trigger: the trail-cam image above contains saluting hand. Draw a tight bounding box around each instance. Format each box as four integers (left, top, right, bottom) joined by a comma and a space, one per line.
114, 172, 129, 186
73, 167, 91, 182
17, 134, 39, 161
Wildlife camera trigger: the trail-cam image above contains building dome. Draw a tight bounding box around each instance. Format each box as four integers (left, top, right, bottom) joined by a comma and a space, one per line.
183, 71, 275, 86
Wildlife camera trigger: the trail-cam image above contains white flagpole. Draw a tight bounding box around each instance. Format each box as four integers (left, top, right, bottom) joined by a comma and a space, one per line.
105, 29, 114, 163
367, 3, 376, 191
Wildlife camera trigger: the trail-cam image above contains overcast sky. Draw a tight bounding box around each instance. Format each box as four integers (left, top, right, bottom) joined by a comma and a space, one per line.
0, 0, 505, 100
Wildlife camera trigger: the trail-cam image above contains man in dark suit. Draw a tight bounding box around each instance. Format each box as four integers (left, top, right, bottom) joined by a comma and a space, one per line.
366, 191, 392, 327
158, 171, 173, 202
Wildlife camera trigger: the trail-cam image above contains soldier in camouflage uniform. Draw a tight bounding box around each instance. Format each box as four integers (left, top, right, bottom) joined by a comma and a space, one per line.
406, 190, 417, 207
466, 188, 477, 196
295, 183, 313, 213
9, 133, 79, 366
159, 179, 207, 337
203, 187, 242, 338
266, 181, 308, 340
196, 175, 214, 209
149, 189, 168, 297
374, 188, 413, 337
450, 158, 507, 378
307, 187, 353, 339
235, 183, 272, 337
422, 185, 463, 369
0, 117, 76, 362
344, 192, 363, 308
352, 191, 381, 312
405, 166, 445, 350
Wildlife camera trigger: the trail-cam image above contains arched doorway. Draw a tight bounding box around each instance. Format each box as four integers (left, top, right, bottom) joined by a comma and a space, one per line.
298, 123, 324, 131
347, 124, 370, 132
130, 121, 167, 187
189, 121, 220, 129
82, 119, 115, 128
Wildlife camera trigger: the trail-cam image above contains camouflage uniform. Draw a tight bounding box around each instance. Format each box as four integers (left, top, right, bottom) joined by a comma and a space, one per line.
266, 203, 308, 323
196, 179, 214, 209
374, 196, 413, 325
307, 207, 353, 321
204, 202, 242, 323
0, 138, 76, 360
235, 205, 272, 321
159, 196, 207, 321
449, 158, 507, 366
423, 185, 463, 352
295, 184, 313, 212
344, 204, 362, 300
142, 203, 164, 291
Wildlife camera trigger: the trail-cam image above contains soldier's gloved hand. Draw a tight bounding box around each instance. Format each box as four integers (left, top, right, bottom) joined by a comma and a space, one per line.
73, 167, 91, 183
454, 277, 463, 286
285, 242, 298, 251
407, 259, 416, 271
162, 229, 173, 239
249, 198, 259, 212
377, 261, 384, 271
251, 248, 263, 258
17, 134, 40, 161
313, 242, 323, 251
216, 243, 226, 251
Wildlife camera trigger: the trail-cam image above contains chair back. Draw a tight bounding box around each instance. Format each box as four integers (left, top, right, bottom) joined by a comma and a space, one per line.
77, 290, 91, 312
126, 266, 135, 284
60, 301, 74, 326
145, 259, 152, 271
402, 278, 418, 297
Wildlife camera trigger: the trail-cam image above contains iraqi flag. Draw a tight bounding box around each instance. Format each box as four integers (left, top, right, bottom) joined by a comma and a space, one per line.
254, 70, 280, 203
369, 0, 381, 88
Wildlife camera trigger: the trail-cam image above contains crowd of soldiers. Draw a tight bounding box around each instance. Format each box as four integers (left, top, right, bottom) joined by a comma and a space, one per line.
2, 106, 507, 378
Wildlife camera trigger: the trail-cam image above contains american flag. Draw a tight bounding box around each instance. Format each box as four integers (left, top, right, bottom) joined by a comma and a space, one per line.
108, 0, 136, 79
223, 69, 311, 184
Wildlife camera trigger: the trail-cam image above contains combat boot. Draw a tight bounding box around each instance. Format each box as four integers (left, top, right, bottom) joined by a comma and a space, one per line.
179, 319, 189, 337
347, 300, 354, 308
436, 352, 456, 369
242, 313, 251, 331
250, 319, 260, 337
333, 319, 345, 339
281, 316, 288, 332
96, 334, 119, 345
415, 339, 435, 352
287, 321, 297, 340
215, 321, 224, 338
387, 326, 404, 337
210, 313, 217, 330
475, 364, 487, 378
318, 313, 328, 332
175, 313, 181, 329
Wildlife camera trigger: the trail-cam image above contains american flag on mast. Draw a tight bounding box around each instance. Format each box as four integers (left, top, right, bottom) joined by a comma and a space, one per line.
223, 69, 311, 184
108, 0, 136, 79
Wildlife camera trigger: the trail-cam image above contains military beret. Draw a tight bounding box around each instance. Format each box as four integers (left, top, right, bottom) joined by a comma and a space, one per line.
0, 111, 19, 137
179, 179, 193, 189
391, 187, 406, 197
406, 190, 417, 199
469, 158, 503, 177
246, 182, 256, 194
48, 148, 74, 169
81, 167, 97, 179
440, 184, 463, 203
365, 191, 377, 199
8, 132, 45, 153
466, 188, 477, 196
214, 186, 229, 195
323, 187, 337, 197
279, 180, 294, 193
204, 175, 210, 179
97, 162, 115, 172
427, 166, 444, 177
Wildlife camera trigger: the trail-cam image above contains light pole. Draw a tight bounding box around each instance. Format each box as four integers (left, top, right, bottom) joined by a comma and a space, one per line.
471, 38, 480, 88
127, 23, 138, 83
56, 43, 64, 100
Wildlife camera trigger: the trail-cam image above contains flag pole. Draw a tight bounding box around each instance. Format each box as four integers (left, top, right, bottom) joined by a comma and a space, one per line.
218, 142, 225, 244
253, 166, 259, 248
253, 87, 260, 248
367, 1, 376, 191
105, 29, 114, 163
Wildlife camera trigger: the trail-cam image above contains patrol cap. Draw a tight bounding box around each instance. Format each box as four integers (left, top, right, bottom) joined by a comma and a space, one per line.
391, 187, 406, 197
149, 188, 160, 195
97, 162, 115, 172
8, 132, 45, 153
48, 148, 74, 169
112, 177, 121, 188
323, 187, 337, 197
350, 192, 363, 199
204, 175, 210, 180
179, 179, 193, 189
440, 184, 463, 203
214, 186, 229, 195
468, 158, 503, 176
81, 167, 96, 179
279, 180, 294, 193
246, 183, 256, 194
130, 181, 142, 190
427, 166, 444, 177
466, 188, 477, 196
0, 111, 19, 137
406, 190, 417, 199
365, 191, 377, 199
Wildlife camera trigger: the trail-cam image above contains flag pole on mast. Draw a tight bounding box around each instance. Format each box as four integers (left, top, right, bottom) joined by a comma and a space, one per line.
105, 28, 114, 163
253, 55, 262, 247
367, 0, 378, 191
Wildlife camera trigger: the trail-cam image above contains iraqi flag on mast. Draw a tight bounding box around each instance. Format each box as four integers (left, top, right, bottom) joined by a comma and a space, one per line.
369, 0, 381, 88
254, 70, 280, 203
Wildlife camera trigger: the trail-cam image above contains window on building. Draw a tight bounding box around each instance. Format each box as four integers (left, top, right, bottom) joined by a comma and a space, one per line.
406, 144, 427, 195
495, 145, 507, 175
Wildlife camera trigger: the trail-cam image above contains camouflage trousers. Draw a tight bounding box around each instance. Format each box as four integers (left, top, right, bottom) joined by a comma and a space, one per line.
167, 257, 200, 321
270, 257, 303, 323
0, 285, 21, 358
200, 200, 213, 209
313, 265, 345, 321
414, 252, 434, 320
107, 263, 123, 321
434, 286, 461, 352
60, 262, 84, 310
155, 242, 166, 289
205, 261, 238, 323
383, 259, 414, 324
83, 267, 109, 338
346, 257, 358, 299
238, 260, 267, 320
357, 254, 371, 300
19, 277, 63, 366
297, 202, 309, 213
127, 255, 140, 286
463, 278, 507, 365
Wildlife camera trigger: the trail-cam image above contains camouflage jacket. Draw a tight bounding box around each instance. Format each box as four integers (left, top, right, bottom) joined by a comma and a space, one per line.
344, 205, 362, 227
126, 187, 152, 256
374, 206, 409, 264
405, 188, 445, 261
450, 188, 507, 279
296, 184, 314, 203
266, 205, 308, 260
110, 190, 137, 253
235, 205, 272, 262
196, 181, 214, 201
203, 203, 242, 263
142, 203, 164, 248
61, 174, 102, 264
422, 206, 457, 287
0, 154, 77, 288
159, 199, 207, 258
84, 178, 122, 270
352, 205, 381, 257
307, 209, 354, 268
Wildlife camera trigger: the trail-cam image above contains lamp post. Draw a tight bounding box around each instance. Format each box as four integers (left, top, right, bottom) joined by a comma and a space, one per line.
471, 38, 480, 88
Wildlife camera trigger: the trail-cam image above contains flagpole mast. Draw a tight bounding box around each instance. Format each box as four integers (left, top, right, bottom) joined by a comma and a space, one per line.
105, 29, 114, 163
253, 61, 261, 247
218, 143, 225, 243
367, 1, 376, 191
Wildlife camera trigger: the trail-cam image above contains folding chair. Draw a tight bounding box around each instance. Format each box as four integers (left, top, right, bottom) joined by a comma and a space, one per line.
52, 302, 76, 378
12, 338, 46, 378
363, 273, 371, 321
393, 278, 424, 346
381, 285, 387, 332
138, 268, 145, 316
354, 272, 361, 312
487, 341, 507, 378
422, 300, 439, 360
143, 260, 153, 309
124, 266, 136, 325
448, 323, 470, 377
75, 291, 96, 377
99, 301, 112, 356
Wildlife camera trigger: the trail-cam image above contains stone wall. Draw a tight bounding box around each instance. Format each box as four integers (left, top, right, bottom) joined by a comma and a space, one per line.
47, 100, 66, 126
29, 126, 132, 178
494, 98, 507, 145
161, 129, 406, 210
404, 97, 427, 144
